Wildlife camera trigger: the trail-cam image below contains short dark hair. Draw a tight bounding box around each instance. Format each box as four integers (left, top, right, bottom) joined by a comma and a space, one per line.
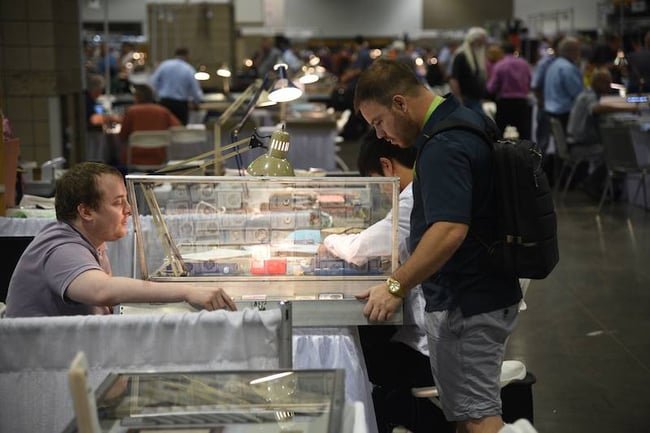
55, 162, 123, 222
174, 47, 189, 57
353, 59, 422, 113
275, 35, 290, 49
357, 130, 416, 176
133, 84, 155, 103
86, 73, 105, 91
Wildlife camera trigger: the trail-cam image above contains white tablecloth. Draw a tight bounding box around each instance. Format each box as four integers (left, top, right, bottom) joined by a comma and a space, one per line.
294, 326, 378, 433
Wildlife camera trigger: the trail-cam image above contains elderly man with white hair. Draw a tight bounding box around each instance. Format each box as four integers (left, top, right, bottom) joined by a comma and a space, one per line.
450, 26, 489, 114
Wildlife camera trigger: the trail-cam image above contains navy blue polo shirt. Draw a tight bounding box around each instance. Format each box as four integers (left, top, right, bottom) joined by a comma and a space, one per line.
410, 96, 521, 316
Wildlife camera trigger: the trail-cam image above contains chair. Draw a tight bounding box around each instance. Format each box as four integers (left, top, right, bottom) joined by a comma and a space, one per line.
0, 302, 292, 433
412, 359, 528, 401
0, 236, 34, 303
597, 121, 650, 213
549, 117, 602, 200
411, 360, 536, 425
169, 124, 209, 160
3, 137, 20, 208
334, 109, 353, 172
126, 130, 172, 172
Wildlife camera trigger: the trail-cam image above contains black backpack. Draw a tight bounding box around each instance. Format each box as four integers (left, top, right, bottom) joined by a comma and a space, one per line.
424, 119, 559, 279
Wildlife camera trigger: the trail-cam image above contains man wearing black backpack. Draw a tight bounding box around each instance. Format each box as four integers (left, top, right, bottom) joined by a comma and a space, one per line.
353, 59, 522, 433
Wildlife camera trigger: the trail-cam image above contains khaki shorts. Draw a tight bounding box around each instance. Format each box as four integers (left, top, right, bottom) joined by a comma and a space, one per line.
424, 304, 519, 421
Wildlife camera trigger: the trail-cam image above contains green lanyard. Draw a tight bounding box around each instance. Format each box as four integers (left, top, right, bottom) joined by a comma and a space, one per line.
414, 95, 444, 175
423, 95, 444, 128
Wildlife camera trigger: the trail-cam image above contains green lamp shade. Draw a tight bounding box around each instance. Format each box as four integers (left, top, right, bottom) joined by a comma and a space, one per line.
246, 128, 295, 176
246, 153, 295, 176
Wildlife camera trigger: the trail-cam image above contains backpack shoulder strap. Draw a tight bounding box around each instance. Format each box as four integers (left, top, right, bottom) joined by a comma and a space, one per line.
422, 117, 494, 148
419, 116, 499, 248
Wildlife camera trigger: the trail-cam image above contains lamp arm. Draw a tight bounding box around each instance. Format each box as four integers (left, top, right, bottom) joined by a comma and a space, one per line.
216, 80, 261, 127
231, 72, 273, 137
213, 74, 272, 174
157, 135, 265, 175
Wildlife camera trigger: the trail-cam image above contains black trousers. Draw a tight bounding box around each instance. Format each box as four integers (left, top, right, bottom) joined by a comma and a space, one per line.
358, 325, 453, 433
160, 97, 189, 125
544, 111, 571, 187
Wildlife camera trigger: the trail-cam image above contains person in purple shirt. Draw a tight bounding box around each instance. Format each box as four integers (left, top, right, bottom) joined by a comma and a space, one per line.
487, 41, 533, 139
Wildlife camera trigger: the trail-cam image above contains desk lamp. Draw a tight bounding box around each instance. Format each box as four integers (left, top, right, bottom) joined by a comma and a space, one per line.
246, 63, 303, 176
216, 63, 232, 95
246, 125, 294, 176
269, 63, 303, 102
194, 64, 210, 81
297, 55, 321, 84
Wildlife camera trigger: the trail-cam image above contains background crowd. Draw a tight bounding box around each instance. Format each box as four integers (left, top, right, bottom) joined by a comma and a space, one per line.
77, 27, 650, 199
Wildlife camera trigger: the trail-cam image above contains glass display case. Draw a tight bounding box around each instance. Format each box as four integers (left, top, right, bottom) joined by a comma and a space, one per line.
124, 175, 401, 325
62, 369, 346, 433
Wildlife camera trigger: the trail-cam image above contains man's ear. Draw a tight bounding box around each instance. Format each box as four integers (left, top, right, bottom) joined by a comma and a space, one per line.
379, 157, 393, 176
392, 95, 407, 112
77, 203, 93, 221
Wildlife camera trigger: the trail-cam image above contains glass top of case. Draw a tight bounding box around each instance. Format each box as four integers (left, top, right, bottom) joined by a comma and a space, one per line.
64, 369, 345, 433
125, 175, 399, 284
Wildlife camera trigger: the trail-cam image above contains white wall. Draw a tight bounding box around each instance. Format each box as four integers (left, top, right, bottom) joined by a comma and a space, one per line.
82, 0, 229, 21
80, 0, 602, 40
281, 0, 421, 39
514, 0, 602, 35
81, 0, 229, 39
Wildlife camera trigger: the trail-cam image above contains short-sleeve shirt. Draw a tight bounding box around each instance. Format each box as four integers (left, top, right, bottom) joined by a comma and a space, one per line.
531, 55, 555, 92
150, 57, 204, 102
543, 57, 583, 115
410, 96, 520, 316
5, 221, 109, 317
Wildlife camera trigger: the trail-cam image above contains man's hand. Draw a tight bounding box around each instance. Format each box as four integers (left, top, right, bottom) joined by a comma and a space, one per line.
355, 283, 403, 322
187, 286, 237, 311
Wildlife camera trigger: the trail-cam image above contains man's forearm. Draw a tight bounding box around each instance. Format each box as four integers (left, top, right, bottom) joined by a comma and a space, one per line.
391, 221, 468, 293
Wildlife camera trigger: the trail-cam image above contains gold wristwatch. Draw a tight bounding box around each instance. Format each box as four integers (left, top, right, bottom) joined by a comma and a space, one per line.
386, 277, 405, 298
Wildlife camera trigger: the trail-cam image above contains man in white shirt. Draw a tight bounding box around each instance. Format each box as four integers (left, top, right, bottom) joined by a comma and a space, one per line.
320, 133, 449, 433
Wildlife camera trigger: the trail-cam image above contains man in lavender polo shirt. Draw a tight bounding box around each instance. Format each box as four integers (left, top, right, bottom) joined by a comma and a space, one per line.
487, 41, 533, 139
